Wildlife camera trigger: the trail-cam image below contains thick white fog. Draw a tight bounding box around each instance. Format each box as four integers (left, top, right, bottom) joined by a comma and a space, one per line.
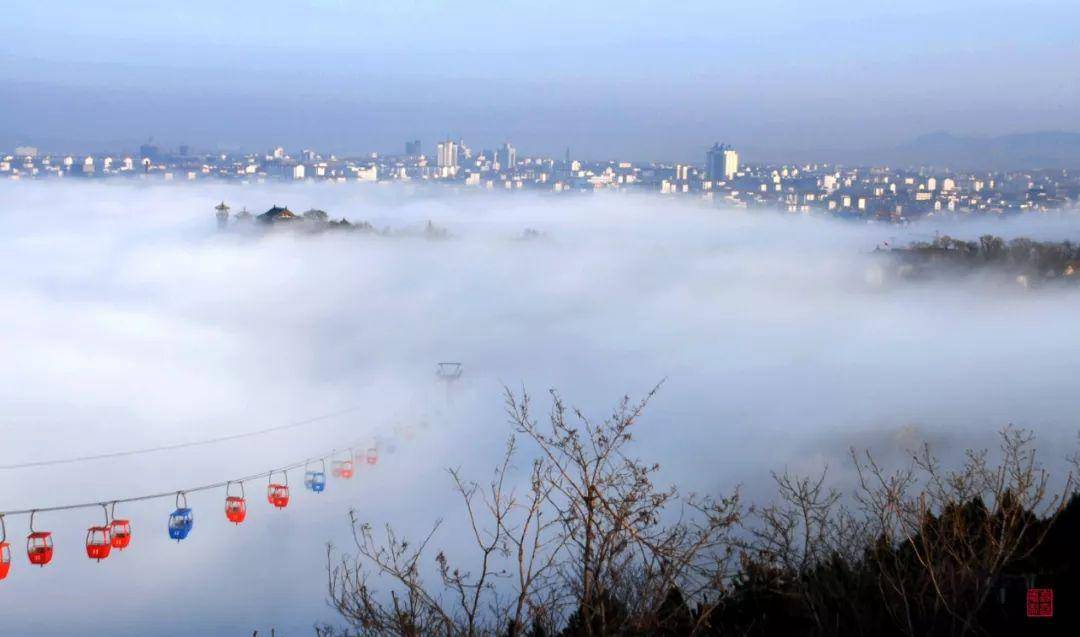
2, 180, 1080, 635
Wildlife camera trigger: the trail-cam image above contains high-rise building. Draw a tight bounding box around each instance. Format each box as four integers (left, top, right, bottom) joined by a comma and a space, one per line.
497, 142, 516, 171
706, 142, 739, 181
726, 150, 739, 179
436, 140, 458, 169
405, 140, 422, 156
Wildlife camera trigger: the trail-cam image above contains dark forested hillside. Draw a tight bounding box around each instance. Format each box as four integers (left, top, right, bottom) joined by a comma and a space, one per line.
877, 235, 1080, 287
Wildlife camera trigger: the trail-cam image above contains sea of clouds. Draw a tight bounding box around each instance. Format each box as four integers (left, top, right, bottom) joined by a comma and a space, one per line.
1, 180, 1079, 635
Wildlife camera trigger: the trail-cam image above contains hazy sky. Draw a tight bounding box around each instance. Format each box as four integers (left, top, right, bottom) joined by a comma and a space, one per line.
2, 1, 1079, 158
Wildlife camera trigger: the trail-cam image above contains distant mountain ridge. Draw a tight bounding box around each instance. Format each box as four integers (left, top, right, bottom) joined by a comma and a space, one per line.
749, 131, 1080, 171
889, 130, 1080, 170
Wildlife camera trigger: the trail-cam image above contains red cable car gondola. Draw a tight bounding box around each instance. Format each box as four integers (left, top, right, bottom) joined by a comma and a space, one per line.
267, 470, 290, 509
366, 447, 379, 466
394, 423, 416, 441
86, 505, 112, 562
26, 511, 53, 567
332, 451, 355, 480
225, 481, 247, 524
109, 502, 132, 550
0, 515, 11, 580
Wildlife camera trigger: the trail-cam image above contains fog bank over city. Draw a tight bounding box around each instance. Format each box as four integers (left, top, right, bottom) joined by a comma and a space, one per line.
2, 181, 1080, 634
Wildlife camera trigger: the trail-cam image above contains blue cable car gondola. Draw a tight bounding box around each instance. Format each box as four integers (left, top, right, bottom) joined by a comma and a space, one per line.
304, 459, 327, 493
168, 492, 194, 541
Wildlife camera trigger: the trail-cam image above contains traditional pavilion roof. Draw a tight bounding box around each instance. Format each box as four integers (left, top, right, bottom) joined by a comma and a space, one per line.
256, 205, 298, 223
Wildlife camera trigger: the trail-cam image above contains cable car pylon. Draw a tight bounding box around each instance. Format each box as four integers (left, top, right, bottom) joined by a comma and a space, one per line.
436, 361, 463, 406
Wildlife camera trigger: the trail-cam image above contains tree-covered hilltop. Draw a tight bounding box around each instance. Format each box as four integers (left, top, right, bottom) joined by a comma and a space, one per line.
215, 203, 456, 239
883, 235, 1080, 283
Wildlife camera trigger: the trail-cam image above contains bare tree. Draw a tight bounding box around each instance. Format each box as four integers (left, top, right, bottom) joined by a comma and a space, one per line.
327, 397, 1076, 637
845, 427, 1072, 636
884, 428, 1067, 635
326, 385, 742, 636
506, 386, 741, 635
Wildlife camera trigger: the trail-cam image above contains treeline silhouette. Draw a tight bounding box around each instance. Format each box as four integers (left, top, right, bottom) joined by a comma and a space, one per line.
886, 235, 1080, 283
318, 388, 1078, 636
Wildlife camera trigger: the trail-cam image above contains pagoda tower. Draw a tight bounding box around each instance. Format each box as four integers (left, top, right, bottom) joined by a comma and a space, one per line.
214, 201, 230, 230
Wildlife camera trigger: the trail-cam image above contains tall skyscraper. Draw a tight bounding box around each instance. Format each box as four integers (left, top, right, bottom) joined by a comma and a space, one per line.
405, 140, 422, 156
723, 148, 738, 180
706, 143, 739, 181
436, 140, 459, 177
497, 142, 516, 172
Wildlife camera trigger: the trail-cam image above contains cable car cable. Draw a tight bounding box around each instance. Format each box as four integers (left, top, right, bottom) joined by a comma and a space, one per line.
0, 441, 365, 517
0, 404, 366, 471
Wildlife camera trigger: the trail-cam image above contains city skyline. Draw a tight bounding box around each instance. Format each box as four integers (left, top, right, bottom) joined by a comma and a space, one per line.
8, 127, 1080, 170
7, 135, 1077, 222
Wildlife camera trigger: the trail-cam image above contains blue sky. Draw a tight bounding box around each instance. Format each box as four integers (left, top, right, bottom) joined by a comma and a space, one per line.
2, 0, 1078, 159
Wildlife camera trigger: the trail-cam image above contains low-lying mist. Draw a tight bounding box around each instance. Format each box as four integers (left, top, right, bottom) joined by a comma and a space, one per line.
2, 180, 1079, 635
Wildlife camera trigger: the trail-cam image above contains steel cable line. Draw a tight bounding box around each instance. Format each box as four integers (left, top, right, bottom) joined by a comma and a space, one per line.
0, 404, 367, 471
0, 439, 367, 517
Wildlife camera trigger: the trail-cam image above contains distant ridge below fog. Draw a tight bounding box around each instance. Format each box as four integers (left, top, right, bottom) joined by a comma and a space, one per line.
758, 131, 1080, 171
889, 131, 1080, 170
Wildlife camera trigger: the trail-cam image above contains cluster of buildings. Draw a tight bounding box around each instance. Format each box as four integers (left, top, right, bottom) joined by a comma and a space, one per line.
3, 140, 1077, 221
